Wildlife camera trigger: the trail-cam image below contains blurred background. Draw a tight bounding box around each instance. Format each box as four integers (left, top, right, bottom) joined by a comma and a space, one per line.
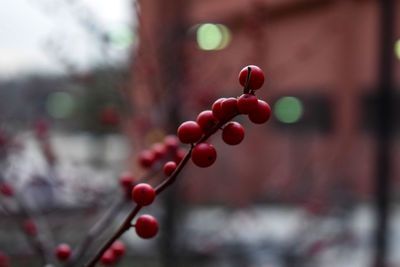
0, 0, 399, 266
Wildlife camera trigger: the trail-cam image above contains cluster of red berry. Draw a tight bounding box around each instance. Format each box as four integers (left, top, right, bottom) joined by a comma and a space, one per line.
85, 65, 271, 267
55, 240, 126, 264
99, 240, 126, 265
122, 65, 271, 241
178, 65, 270, 168
137, 135, 185, 169
115, 136, 186, 240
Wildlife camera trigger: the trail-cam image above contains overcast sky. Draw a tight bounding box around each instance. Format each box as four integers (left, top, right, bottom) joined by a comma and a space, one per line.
0, 0, 134, 80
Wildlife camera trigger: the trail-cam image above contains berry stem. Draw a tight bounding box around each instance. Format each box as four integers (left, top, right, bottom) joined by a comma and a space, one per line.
243, 66, 252, 94
85, 112, 239, 267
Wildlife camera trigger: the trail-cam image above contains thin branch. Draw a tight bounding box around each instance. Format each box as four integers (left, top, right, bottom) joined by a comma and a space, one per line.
84, 112, 238, 267
64, 197, 127, 267
0, 196, 53, 266
66, 158, 166, 265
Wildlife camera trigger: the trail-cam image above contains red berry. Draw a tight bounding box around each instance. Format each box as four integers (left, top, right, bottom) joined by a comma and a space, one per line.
174, 148, 186, 164
0, 134, 6, 148
100, 249, 115, 265
135, 214, 159, 239
191, 143, 217, 168
55, 244, 71, 261
237, 94, 258, 114
211, 98, 226, 121
138, 150, 155, 168
177, 121, 202, 144
119, 172, 135, 198
222, 122, 245, 145
99, 106, 120, 127
151, 143, 166, 159
23, 220, 37, 235
132, 183, 156, 206
163, 161, 177, 176
0, 252, 9, 267
164, 135, 179, 151
119, 172, 135, 189
238, 65, 265, 90
196, 110, 216, 134
34, 119, 49, 138
248, 100, 271, 124
111, 240, 126, 257
221, 98, 238, 118
0, 183, 13, 197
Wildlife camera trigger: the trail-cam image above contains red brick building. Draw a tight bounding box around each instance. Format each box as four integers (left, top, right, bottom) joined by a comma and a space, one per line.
130, 0, 400, 205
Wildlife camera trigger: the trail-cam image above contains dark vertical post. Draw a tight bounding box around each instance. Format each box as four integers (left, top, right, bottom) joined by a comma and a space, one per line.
156, 0, 187, 266
374, 0, 394, 266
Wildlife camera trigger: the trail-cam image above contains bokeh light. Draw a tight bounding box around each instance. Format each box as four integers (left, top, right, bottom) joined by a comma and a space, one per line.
46, 92, 75, 119
196, 23, 231, 51
274, 96, 303, 123
394, 38, 400, 60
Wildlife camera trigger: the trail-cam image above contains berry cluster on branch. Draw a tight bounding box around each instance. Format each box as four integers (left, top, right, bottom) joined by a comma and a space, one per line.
84, 65, 271, 267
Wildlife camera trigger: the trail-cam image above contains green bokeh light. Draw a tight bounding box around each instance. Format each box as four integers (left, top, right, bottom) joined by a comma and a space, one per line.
197, 23, 223, 50
215, 24, 231, 50
274, 96, 303, 123
46, 92, 75, 119
395, 39, 400, 60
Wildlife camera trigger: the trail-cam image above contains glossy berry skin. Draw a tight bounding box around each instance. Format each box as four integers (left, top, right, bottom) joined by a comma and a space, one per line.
196, 110, 216, 134
237, 94, 258, 114
23, 220, 37, 235
55, 244, 71, 261
100, 249, 115, 265
132, 183, 156, 206
163, 161, 177, 176
221, 98, 238, 118
138, 150, 156, 168
238, 65, 264, 90
111, 241, 126, 257
177, 121, 202, 144
222, 122, 245, 145
211, 98, 226, 121
164, 135, 179, 151
191, 143, 217, 168
248, 100, 271, 124
0, 184, 13, 197
135, 215, 159, 239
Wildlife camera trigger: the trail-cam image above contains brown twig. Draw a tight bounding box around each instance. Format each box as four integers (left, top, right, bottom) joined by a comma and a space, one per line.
243, 66, 252, 94
85, 113, 239, 267
0, 195, 53, 265
64, 197, 127, 267
67, 157, 167, 266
